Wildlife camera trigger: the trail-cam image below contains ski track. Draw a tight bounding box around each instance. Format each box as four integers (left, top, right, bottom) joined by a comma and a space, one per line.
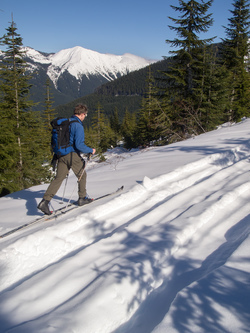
0, 146, 250, 332
0, 147, 249, 289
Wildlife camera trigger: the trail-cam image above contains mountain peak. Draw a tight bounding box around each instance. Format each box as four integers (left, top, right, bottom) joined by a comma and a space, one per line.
49, 46, 155, 84
24, 46, 155, 87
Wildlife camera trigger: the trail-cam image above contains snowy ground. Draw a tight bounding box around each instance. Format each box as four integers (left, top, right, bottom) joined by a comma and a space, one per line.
0, 119, 250, 333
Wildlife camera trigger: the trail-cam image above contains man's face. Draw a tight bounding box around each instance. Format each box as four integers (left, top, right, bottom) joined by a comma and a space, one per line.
79, 113, 87, 121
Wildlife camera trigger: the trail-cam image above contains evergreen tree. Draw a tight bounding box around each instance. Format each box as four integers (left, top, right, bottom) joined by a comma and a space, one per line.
110, 107, 122, 145
0, 19, 51, 196
161, 0, 216, 138
110, 107, 120, 134
221, 0, 250, 121
84, 126, 96, 152
42, 79, 56, 157
136, 67, 163, 146
91, 102, 114, 153
43, 78, 56, 131
166, 0, 215, 96
198, 45, 229, 130
121, 109, 137, 149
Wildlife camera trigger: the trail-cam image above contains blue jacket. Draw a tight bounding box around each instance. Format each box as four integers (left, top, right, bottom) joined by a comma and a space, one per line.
69, 115, 93, 155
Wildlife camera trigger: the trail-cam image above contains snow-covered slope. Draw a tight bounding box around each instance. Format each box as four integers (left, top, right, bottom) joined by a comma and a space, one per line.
0, 119, 250, 332
23, 46, 155, 87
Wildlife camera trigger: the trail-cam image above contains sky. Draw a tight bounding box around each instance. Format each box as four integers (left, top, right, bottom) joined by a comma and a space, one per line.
0, 0, 235, 60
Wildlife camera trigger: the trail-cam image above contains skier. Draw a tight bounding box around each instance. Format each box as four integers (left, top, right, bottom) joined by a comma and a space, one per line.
37, 103, 96, 215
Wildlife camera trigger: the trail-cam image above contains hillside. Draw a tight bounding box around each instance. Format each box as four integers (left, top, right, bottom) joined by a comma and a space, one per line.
0, 119, 249, 332
54, 43, 222, 122
55, 58, 170, 124
0, 46, 154, 109
21, 46, 155, 109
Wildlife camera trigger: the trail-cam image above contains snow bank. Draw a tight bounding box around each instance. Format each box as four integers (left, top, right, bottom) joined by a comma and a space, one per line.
0, 119, 250, 332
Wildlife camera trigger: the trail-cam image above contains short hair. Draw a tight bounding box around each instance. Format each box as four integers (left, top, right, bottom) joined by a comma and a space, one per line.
74, 103, 88, 115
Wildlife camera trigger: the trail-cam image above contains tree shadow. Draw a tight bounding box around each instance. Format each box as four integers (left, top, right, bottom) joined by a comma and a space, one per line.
0, 264, 38, 333
0, 195, 177, 332
0, 312, 15, 333
111, 214, 250, 333
0, 207, 249, 332
156, 136, 250, 158
1, 187, 74, 217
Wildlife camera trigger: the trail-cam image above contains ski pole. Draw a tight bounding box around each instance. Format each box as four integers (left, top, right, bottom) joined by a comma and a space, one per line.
65, 153, 91, 209
60, 173, 69, 204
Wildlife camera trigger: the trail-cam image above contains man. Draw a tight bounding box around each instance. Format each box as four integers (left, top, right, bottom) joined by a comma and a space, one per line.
37, 103, 96, 215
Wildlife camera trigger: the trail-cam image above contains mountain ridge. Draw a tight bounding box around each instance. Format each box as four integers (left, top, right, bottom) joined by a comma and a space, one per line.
18, 46, 156, 105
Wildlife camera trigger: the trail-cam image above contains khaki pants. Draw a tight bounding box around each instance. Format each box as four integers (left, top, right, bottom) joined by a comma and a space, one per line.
43, 152, 87, 201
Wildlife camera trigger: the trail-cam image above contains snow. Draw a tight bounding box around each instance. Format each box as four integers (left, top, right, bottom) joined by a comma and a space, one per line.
0, 119, 250, 333
23, 46, 154, 87
22, 47, 52, 64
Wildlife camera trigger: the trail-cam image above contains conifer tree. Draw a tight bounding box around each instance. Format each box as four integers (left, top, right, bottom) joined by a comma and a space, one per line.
91, 103, 106, 151
84, 126, 96, 151
42, 78, 56, 156
161, 0, 216, 138
0, 19, 51, 196
198, 45, 229, 130
166, 0, 215, 95
110, 107, 120, 134
43, 79, 56, 131
121, 109, 137, 148
110, 107, 122, 145
221, 0, 250, 121
136, 67, 162, 146
91, 103, 114, 153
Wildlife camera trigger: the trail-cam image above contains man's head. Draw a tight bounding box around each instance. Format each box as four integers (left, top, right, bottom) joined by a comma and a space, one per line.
74, 103, 88, 121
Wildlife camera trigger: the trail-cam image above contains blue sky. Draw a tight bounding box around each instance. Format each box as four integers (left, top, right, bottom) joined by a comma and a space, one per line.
0, 0, 235, 60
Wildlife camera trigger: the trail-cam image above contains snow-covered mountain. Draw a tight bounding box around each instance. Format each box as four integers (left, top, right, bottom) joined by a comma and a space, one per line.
24, 46, 154, 87
20, 46, 155, 105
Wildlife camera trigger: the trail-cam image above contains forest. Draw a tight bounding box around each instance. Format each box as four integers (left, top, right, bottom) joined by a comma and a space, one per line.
0, 0, 250, 196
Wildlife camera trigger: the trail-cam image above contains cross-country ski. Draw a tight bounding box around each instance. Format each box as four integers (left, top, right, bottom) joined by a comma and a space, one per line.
0, 186, 123, 239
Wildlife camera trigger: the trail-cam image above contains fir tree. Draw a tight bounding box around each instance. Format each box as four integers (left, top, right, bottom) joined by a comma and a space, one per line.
0, 19, 51, 196
110, 107, 122, 146
91, 102, 114, 153
42, 78, 56, 157
110, 107, 121, 134
198, 45, 229, 130
221, 0, 250, 121
161, 0, 216, 138
136, 67, 163, 146
121, 109, 137, 149
43, 78, 56, 131
166, 0, 215, 96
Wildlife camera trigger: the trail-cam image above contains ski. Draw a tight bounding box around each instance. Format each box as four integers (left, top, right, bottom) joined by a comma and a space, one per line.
0, 186, 124, 239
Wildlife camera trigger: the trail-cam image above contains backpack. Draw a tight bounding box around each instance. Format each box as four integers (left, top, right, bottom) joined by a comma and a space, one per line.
51, 117, 78, 157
